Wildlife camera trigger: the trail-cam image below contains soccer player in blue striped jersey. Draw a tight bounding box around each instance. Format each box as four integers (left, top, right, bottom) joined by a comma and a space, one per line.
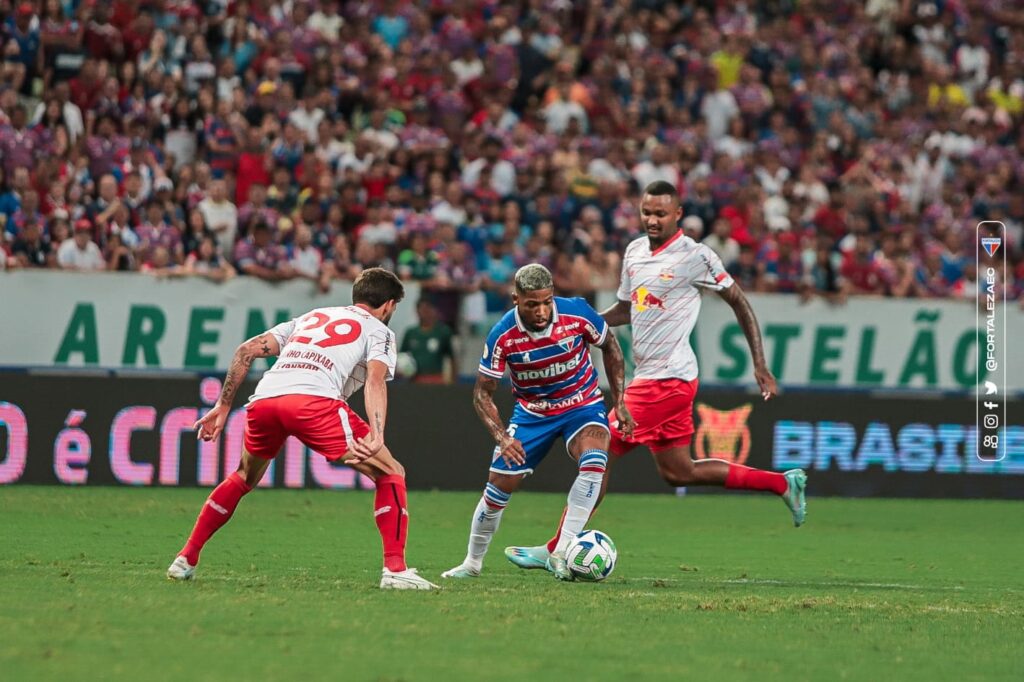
442, 264, 635, 580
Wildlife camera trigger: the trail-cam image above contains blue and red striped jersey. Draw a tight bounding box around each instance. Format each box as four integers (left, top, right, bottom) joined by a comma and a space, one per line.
479, 297, 608, 416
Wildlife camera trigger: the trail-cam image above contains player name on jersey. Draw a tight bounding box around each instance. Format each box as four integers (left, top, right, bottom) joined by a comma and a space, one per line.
251, 305, 397, 404
276, 348, 337, 372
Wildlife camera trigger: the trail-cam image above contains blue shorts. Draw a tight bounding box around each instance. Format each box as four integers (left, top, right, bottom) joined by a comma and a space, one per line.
489, 401, 609, 476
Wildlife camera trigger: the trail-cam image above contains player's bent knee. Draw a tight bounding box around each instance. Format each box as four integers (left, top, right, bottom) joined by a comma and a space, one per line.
238, 450, 271, 487
486, 472, 522, 495
353, 447, 405, 480
568, 425, 611, 459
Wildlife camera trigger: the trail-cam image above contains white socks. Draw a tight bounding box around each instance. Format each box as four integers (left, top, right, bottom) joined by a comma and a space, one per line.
555, 449, 608, 554
463, 483, 510, 570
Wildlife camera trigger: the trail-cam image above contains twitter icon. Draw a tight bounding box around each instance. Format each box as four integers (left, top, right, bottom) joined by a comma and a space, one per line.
984, 381, 998, 395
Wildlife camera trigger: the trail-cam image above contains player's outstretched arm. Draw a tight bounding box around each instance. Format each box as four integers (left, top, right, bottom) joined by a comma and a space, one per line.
194, 333, 281, 441
473, 373, 526, 466
599, 333, 635, 438
600, 299, 631, 327
350, 360, 390, 462
717, 283, 778, 401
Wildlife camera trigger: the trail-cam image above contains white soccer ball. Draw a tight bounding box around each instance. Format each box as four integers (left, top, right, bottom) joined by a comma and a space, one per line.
566, 529, 617, 582
395, 352, 417, 378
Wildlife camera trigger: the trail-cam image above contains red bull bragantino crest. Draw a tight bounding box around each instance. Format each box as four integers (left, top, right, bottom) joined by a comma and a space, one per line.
630, 286, 667, 313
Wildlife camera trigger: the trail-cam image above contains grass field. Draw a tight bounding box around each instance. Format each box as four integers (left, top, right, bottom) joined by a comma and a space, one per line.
1, 487, 1021, 682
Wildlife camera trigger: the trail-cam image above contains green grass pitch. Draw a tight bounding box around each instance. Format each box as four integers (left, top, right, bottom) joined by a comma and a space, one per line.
1, 487, 1021, 681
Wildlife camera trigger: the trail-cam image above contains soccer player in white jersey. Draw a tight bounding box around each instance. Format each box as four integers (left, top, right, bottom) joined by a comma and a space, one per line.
507, 181, 807, 570
441, 264, 634, 581
166, 268, 437, 590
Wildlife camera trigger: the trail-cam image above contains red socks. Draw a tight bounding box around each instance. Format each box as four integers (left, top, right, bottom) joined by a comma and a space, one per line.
374, 474, 409, 573
179, 471, 413, 573
180, 472, 253, 565
538, 465, 785, 552
725, 463, 788, 495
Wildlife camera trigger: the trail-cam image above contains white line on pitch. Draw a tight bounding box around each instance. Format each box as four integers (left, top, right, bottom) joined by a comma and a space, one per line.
626, 576, 971, 591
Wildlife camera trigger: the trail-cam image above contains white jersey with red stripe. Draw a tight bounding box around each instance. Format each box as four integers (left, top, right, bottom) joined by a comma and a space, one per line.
616, 230, 734, 381
248, 305, 397, 404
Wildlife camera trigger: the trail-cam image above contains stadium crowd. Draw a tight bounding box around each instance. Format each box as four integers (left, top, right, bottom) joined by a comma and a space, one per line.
1, 0, 1023, 322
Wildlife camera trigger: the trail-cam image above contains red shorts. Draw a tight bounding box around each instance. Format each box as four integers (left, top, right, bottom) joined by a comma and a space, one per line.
609, 378, 698, 456
244, 395, 370, 461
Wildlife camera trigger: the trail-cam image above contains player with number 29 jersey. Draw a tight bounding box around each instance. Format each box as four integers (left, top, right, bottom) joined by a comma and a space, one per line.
251, 305, 397, 404
168, 269, 438, 591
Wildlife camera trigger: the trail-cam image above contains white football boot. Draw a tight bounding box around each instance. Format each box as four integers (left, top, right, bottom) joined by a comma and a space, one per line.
441, 562, 481, 579
166, 556, 196, 581
380, 567, 439, 590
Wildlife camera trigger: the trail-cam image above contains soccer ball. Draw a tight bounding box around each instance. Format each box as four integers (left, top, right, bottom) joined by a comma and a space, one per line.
395, 352, 417, 378
566, 529, 617, 582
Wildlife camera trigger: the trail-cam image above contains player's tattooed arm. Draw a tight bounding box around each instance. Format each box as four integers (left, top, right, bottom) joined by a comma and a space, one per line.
473, 374, 506, 442
601, 299, 631, 327
474, 373, 528, 466
218, 333, 281, 406
717, 283, 778, 400
195, 333, 280, 441
599, 333, 635, 438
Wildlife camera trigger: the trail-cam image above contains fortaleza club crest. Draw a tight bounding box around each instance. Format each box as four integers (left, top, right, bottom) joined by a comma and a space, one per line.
981, 237, 1001, 258
694, 403, 752, 464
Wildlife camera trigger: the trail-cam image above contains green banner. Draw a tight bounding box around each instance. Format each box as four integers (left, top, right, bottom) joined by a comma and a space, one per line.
589, 292, 1021, 394
0, 271, 420, 372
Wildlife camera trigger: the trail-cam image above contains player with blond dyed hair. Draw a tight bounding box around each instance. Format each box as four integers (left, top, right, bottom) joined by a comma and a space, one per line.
442, 264, 634, 581
506, 181, 808, 571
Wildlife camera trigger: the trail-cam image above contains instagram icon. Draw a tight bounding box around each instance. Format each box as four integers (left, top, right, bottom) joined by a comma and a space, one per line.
975, 221, 1007, 462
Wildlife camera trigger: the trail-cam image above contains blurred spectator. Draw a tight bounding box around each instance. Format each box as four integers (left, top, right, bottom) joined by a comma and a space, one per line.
0, 104, 40, 177
727, 244, 762, 292
182, 235, 234, 283
397, 231, 439, 282
326, 231, 357, 282
57, 218, 105, 271
682, 215, 704, 241
7, 3, 41, 93
803, 240, 844, 304
290, 222, 330, 293
633, 145, 680, 194
841, 234, 886, 296
462, 136, 515, 198
428, 241, 480, 328
542, 81, 588, 135
105, 230, 135, 272
11, 219, 53, 268
137, 199, 184, 265
233, 221, 293, 283
198, 179, 237, 261
400, 298, 455, 385
762, 232, 804, 295
478, 235, 515, 314
703, 218, 740, 270
0, 0, 1019, 312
